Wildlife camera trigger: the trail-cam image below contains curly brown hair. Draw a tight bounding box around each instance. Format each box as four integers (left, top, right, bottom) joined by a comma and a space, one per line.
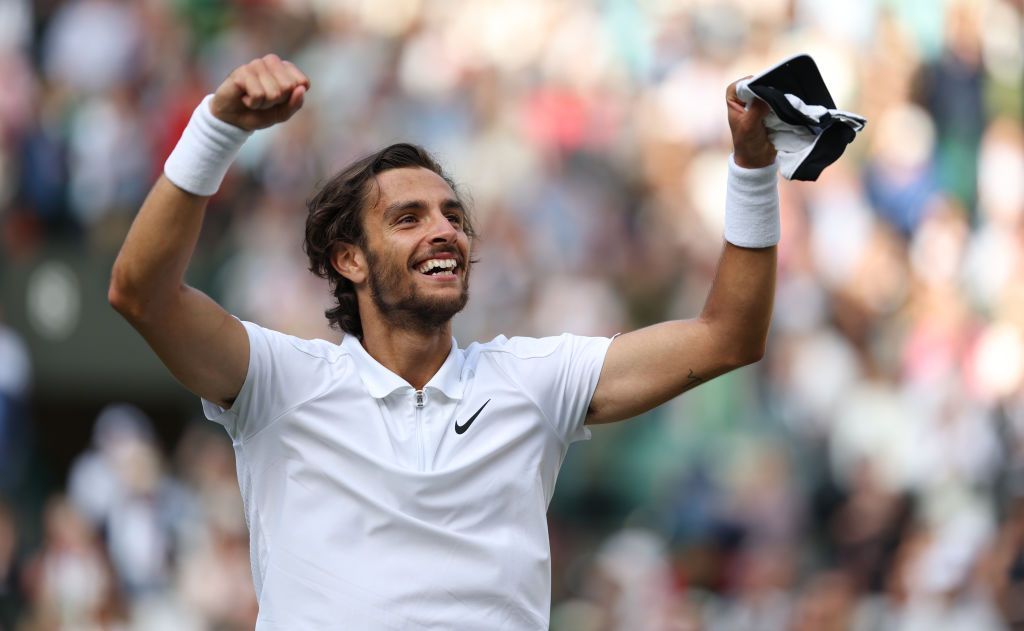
303, 143, 476, 339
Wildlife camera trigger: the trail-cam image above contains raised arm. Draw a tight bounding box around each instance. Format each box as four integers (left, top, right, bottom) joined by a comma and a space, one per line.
108, 55, 309, 408
587, 78, 778, 425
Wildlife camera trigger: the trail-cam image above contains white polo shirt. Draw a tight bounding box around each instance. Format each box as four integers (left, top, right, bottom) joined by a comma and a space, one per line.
202, 321, 612, 630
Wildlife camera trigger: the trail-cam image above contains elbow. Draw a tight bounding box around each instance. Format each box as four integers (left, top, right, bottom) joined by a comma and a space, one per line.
108, 265, 146, 322
108, 285, 133, 319
108, 261, 181, 324
108, 278, 135, 320
741, 343, 766, 366
707, 320, 767, 369
723, 339, 767, 370
738, 336, 768, 366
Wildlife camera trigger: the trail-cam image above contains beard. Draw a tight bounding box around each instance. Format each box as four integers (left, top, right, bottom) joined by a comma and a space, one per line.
365, 246, 470, 333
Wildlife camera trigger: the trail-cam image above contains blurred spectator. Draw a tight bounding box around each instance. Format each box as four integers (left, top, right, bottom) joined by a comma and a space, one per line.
0, 500, 21, 630
68, 405, 185, 597
21, 496, 123, 629
0, 317, 30, 495
790, 570, 857, 631
172, 423, 257, 630
916, 0, 986, 215
989, 500, 1024, 626
42, 0, 144, 96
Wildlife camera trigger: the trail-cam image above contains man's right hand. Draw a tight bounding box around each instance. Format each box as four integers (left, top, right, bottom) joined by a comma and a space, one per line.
211, 54, 310, 131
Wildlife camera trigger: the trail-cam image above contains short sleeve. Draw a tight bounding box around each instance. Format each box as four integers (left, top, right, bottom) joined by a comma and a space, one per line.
201, 320, 310, 442
497, 334, 613, 445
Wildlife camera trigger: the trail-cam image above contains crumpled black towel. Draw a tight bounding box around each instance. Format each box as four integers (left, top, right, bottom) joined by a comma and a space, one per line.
736, 54, 867, 181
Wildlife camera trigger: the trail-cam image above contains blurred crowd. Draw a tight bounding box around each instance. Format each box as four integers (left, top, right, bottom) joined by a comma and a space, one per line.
1, 0, 1023, 629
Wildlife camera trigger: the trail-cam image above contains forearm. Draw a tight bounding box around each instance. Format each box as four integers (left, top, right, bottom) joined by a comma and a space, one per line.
109, 177, 208, 317
697, 154, 779, 364
111, 93, 253, 319
699, 242, 777, 364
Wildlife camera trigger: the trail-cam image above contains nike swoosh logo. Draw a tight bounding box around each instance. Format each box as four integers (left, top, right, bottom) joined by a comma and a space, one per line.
455, 399, 490, 435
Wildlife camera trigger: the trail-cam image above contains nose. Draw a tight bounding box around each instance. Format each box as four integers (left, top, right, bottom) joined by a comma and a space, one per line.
427, 208, 458, 243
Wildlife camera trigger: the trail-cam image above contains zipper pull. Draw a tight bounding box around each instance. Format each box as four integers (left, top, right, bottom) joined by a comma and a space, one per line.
415, 389, 425, 408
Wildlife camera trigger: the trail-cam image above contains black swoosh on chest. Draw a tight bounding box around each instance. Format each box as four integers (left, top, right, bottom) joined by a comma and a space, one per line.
454, 399, 491, 435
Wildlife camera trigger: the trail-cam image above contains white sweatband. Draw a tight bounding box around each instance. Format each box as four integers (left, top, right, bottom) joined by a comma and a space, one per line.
163, 94, 252, 196
724, 154, 781, 248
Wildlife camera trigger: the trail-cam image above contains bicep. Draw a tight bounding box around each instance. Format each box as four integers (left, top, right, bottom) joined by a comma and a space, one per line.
128, 286, 249, 408
586, 319, 742, 425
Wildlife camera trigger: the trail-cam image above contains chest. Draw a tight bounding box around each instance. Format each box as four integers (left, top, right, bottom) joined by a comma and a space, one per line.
256, 375, 563, 484
246, 382, 560, 537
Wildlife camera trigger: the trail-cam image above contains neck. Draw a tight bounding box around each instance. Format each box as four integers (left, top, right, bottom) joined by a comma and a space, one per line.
359, 317, 453, 390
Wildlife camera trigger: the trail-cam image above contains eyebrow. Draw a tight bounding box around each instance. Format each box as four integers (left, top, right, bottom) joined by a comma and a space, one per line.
382, 198, 464, 220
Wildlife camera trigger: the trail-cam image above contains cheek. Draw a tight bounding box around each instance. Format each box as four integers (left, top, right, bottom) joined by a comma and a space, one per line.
375, 244, 413, 280
390, 244, 415, 272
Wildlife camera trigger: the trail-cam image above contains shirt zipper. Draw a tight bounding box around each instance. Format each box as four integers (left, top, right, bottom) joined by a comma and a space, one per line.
415, 389, 425, 471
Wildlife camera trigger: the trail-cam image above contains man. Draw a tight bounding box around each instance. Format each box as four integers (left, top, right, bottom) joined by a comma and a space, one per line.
109, 54, 778, 629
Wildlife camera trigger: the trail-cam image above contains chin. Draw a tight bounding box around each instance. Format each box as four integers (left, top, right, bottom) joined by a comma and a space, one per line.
371, 287, 469, 332
419, 291, 470, 324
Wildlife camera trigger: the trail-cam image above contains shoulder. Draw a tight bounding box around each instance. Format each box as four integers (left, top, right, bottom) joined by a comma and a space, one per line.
467, 333, 614, 383
242, 321, 348, 366
471, 334, 573, 361
468, 334, 609, 377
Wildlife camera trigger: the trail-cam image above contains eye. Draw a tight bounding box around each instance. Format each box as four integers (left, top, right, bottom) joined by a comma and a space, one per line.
397, 215, 417, 225
446, 213, 463, 226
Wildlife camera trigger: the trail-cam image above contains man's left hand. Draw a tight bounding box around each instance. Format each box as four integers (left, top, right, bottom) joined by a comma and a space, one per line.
726, 77, 777, 169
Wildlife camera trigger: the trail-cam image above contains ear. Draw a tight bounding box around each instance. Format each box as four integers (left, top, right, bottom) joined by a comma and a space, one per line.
330, 242, 367, 285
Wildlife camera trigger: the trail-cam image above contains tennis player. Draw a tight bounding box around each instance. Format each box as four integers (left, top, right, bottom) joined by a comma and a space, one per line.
109, 55, 778, 629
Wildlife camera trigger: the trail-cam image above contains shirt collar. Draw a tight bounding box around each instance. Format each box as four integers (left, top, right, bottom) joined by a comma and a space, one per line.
341, 334, 466, 400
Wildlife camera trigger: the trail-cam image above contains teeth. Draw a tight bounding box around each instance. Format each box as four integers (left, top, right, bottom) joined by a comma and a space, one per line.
417, 258, 458, 274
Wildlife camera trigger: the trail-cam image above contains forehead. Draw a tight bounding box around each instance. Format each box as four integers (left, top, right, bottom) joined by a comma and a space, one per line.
371, 167, 457, 213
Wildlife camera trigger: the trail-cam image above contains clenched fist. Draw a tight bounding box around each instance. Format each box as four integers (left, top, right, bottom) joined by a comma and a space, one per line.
726, 77, 777, 169
211, 54, 310, 131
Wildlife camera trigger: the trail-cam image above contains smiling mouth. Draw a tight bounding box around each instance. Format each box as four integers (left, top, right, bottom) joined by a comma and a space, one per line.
415, 258, 459, 277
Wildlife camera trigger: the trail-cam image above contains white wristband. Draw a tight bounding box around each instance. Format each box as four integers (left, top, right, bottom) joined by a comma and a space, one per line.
163, 94, 252, 196
724, 154, 780, 248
